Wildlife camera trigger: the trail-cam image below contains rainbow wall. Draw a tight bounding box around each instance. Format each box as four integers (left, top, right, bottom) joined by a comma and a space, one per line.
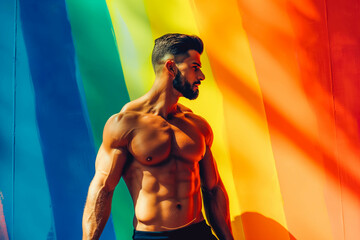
1, 0, 359, 239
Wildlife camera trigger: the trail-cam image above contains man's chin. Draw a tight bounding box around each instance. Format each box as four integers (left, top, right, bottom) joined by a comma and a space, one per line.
183, 90, 199, 100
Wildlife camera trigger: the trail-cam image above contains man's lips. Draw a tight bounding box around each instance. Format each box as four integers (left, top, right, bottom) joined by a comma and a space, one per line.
193, 82, 201, 87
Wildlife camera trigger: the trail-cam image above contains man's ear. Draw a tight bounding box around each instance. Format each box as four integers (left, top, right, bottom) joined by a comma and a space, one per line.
165, 60, 177, 77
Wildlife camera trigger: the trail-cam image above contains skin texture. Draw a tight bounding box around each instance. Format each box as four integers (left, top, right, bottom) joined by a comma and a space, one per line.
82, 50, 234, 240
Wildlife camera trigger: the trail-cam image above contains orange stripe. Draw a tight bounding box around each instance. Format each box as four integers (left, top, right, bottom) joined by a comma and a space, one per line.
236, 0, 336, 239
190, 0, 288, 239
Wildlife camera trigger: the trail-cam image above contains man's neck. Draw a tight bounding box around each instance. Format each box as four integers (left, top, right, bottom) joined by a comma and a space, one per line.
145, 76, 180, 119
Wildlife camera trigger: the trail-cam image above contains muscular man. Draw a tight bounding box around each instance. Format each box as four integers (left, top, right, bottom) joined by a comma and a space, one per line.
82, 33, 234, 240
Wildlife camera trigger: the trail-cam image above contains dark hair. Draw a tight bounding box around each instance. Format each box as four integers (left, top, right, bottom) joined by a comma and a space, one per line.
151, 33, 203, 69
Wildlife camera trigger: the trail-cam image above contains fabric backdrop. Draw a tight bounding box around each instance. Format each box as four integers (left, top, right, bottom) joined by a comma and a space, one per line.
1, 0, 359, 239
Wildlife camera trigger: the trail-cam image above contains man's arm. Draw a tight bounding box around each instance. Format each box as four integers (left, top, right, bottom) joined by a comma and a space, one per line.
82, 114, 129, 240
199, 132, 234, 240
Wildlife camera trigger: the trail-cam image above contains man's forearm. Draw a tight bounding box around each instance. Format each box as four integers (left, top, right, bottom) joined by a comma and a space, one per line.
82, 182, 113, 240
202, 181, 234, 240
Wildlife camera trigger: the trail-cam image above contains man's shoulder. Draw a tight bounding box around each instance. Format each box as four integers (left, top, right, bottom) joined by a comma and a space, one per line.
179, 104, 209, 127
120, 99, 145, 113
106, 110, 138, 127
105, 98, 150, 133
103, 110, 138, 147
179, 105, 213, 146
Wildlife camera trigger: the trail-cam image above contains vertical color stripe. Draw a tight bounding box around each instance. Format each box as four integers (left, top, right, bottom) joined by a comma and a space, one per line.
143, 0, 241, 220
191, 1, 288, 239
107, 0, 155, 100
18, 1, 108, 239
0, 0, 17, 238
237, 0, 335, 238
66, 0, 135, 239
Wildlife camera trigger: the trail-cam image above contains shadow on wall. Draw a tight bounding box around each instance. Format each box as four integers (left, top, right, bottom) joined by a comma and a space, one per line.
232, 212, 296, 240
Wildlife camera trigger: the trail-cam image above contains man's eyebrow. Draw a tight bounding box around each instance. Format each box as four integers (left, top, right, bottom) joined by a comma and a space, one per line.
192, 62, 202, 67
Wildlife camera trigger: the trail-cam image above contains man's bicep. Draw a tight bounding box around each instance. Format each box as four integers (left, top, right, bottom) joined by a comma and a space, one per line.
92, 112, 130, 191
199, 146, 220, 191
93, 144, 128, 192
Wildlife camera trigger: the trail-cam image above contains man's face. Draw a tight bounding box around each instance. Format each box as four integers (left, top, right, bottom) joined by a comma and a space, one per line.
172, 50, 205, 100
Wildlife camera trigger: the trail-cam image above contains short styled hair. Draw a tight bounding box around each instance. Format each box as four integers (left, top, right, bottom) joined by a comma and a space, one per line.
151, 33, 203, 69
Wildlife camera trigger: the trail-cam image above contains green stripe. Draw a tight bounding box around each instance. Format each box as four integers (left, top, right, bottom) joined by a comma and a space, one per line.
65, 1, 134, 239
105, 0, 157, 238
107, 0, 155, 100
65, 0, 130, 147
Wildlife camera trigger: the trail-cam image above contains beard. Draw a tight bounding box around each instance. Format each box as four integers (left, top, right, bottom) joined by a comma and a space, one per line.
172, 71, 200, 100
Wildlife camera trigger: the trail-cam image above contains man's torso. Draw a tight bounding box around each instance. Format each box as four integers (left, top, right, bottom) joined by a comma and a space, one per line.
116, 104, 210, 231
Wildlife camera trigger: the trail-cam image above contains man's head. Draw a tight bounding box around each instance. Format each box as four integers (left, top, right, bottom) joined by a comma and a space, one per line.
151, 33, 203, 69
152, 33, 205, 100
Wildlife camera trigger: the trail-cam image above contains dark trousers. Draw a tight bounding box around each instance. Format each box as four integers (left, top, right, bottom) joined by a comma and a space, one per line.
132, 220, 218, 240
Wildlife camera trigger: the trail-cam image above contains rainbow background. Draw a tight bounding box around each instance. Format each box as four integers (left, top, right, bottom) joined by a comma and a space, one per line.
1, 0, 359, 239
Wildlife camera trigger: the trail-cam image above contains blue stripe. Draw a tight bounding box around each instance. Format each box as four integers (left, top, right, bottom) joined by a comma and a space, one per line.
18, 0, 115, 239
0, 0, 16, 238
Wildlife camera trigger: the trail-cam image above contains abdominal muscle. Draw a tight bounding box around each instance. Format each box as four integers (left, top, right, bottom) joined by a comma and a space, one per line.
123, 157, 205, 231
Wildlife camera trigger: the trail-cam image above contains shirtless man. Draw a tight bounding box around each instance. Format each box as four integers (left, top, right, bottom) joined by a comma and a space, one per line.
82, 33, 234, 240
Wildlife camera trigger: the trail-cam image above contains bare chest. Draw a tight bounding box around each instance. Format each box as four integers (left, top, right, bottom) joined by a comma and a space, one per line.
128, 114, 206, 165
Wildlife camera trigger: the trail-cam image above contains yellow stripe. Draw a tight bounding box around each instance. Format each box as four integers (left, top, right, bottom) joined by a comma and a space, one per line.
143, 0, 242, 220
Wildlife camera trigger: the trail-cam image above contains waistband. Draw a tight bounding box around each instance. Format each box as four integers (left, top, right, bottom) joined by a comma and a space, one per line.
133, 220, 215, 240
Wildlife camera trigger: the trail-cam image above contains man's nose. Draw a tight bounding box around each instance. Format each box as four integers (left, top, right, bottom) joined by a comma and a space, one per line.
199, 70, 205, 81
